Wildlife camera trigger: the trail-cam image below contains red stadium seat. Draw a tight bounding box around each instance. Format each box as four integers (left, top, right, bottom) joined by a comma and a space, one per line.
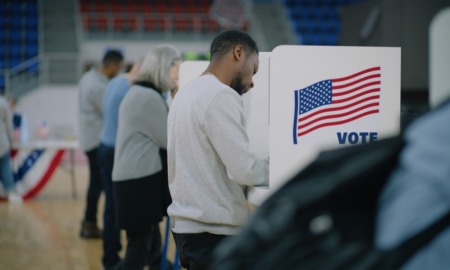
79, 0, 217, 34
142, 4, 153, 13
203, 18, 220, 33
96, 3, 107, 13
111, 3, 121, 13
173, 17, 193, 32
80, 2, 89, 13
96, 17, 108, 31
114, 17, 137, 32
143, 17, 166, 32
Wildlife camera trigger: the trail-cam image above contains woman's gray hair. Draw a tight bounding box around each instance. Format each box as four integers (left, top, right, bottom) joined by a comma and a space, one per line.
134, 44, 182, 92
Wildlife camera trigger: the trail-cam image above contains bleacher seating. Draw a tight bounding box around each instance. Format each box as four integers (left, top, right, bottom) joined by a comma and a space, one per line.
0, 0, 39, 92
284, 0, 363, 46
79, 0, 224, 35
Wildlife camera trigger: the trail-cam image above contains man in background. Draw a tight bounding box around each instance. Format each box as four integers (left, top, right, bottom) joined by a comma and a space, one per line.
77, 50, 123, 243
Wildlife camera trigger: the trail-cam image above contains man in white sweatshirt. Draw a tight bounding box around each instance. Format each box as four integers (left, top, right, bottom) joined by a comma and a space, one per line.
167, 30, 269, 270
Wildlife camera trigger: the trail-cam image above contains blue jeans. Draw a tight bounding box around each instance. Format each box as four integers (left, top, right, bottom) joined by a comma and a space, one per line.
0, 152, 15, 193
98, 143, 122, 268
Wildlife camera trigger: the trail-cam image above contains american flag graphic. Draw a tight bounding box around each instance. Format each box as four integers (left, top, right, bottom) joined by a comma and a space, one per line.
293, 67, 381, 144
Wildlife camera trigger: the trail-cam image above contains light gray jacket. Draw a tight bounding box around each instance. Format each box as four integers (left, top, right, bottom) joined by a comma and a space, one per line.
78, 68, 108, 152
112, 85, 168, 181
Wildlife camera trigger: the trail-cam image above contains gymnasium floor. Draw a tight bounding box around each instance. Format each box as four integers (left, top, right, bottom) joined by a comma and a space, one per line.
0, 158, 178, 270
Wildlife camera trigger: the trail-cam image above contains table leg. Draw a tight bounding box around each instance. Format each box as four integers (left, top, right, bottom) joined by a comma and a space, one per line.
70, 149, 77, 199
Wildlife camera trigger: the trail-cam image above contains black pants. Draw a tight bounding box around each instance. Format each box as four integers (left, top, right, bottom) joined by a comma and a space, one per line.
83, 147, 102, 223
173, 232, 227, 270
116, 225, 163, 270
98, 144, 122, 268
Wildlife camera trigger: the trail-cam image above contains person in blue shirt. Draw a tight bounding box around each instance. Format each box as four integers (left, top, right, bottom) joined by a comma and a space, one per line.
376, 98, 450, 270
97, 60, 141, 270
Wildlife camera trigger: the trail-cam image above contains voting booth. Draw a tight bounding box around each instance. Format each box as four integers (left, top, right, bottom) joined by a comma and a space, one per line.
178, 45, 401, 205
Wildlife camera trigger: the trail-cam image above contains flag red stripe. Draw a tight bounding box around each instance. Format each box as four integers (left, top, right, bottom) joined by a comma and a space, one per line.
332, 66, 381, 83
299, 95, 380, 122
332, 82, 380, 97
333, 89, 380, 104
332, 74, 381, 89
298, 102, 379, 130
22, 150, 65, 200
298, 109, 379, 137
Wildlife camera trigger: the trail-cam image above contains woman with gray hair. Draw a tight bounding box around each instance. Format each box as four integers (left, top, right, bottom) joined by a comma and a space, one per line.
112, 45, 182, 270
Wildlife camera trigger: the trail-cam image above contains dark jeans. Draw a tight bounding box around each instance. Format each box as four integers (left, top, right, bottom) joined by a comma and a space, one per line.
116, 225, 163, 270
173, 232, 227, 270
98, 144, 122, 268
0, 152, 15, 193
83, 147, 102, 223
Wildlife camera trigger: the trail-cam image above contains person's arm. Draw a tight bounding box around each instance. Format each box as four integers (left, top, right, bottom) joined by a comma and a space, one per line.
144, 92, 168, 150
204, 90, 269, 187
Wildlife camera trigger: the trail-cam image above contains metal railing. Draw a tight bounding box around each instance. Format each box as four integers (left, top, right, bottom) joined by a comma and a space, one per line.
3, 53, 81, 98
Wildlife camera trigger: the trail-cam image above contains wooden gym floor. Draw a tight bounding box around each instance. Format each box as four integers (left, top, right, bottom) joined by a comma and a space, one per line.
0, 159, 178, 270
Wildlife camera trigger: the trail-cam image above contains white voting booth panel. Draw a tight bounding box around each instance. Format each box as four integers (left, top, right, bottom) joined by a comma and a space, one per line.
270, 45, 401, 190
179, 60, 210, 89
430, 7, 450, 108
178, 53, 271, 205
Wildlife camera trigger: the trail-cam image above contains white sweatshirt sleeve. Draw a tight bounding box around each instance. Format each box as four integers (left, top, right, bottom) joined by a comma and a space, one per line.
203, 90, 269, 187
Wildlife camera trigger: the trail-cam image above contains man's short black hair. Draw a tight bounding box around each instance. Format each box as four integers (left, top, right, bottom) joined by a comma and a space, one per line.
102, 49, 124, 66
210, 30, 259, 60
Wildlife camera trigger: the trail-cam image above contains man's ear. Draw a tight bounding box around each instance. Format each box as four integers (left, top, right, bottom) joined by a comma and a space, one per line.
233, 45, 244, 61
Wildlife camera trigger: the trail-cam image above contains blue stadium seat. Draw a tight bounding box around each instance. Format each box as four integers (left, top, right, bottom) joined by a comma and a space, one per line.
26, 2, 38, 16
0, 31, 6, 43
10, 31, 23, 43
0, 3, 7, 14
324, 33, 339, 45
0, 16, 6, 28
11, 16, 23, 28
26, 44, 38, 58
298, 19, 319, 32
9, 46, 22, 58
27, 16, 38, 29
302, 33, 323, 45
0, 76, 5, 90
26, 30, 38, 42
12, 2, 22, 15
285, 0, 346, 46
320, 19, 340, 33
9, 58, 21, 69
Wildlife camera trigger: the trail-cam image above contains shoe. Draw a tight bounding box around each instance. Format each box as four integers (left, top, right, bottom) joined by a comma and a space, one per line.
7, 192, 23, 204
80, 220, 102, 239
